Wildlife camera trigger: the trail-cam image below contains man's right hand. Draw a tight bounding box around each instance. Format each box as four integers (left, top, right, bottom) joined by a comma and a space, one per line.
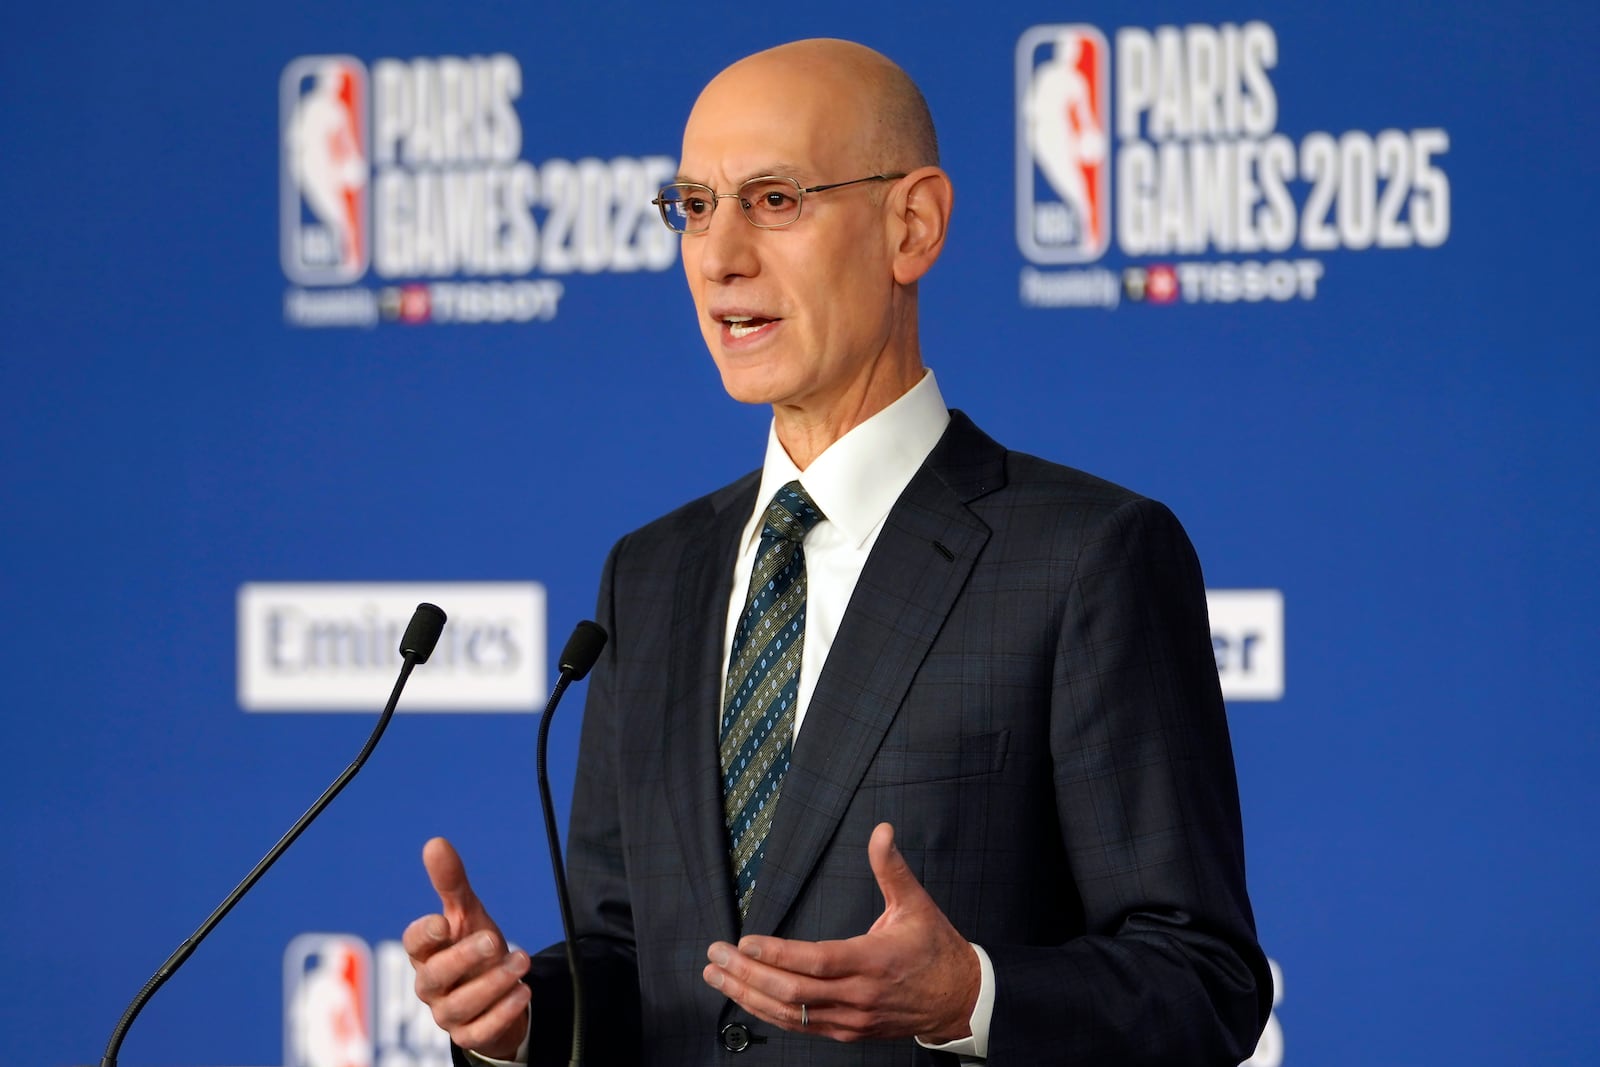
404, 837, 532, 1060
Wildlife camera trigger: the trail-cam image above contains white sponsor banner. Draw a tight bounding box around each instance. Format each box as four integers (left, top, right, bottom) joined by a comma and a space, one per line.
238, 582, 546, 711
1207, 588, 1285, 701
1241, 957, 1285, 1066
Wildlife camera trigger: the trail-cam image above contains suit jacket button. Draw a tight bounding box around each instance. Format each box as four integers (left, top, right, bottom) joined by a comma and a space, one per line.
720, 1022, 752, 1052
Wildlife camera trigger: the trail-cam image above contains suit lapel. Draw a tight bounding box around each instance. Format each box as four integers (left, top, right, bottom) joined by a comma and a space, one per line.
660, 475, 758, 942
741, 413, 1005, 935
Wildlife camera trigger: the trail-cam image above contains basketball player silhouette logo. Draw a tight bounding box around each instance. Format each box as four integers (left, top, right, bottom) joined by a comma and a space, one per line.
284, 58, 369, 282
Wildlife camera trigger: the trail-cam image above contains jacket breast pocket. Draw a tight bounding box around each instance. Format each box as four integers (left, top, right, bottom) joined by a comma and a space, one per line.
856, 728, 1010, 788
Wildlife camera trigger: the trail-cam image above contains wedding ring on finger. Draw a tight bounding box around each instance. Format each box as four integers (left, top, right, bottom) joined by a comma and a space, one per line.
800, 1003, 809, 1028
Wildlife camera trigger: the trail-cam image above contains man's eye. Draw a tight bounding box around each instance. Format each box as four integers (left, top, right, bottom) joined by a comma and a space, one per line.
684, 198, 711, 215
742, 183, 798, 215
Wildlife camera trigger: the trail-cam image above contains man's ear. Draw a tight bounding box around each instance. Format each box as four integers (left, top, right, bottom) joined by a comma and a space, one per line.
888, 166, 954, 286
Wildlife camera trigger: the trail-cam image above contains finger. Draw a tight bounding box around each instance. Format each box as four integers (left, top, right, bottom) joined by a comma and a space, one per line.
429, 945, 531, 1024
704, 947, 916, 1042
702, 956, 828, 1036
866, 822, 926, 913
732, 934, 870, 981
432, 959, 533, 1057
414, 930, 519, 1004
401, 913, 452, 963
711, 939, 866, 1007
704, 954, 880, 1041
422, 837, 486, 926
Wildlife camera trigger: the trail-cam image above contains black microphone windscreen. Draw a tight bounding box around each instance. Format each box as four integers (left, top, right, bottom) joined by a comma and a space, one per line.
558, 620, 608, 680
400, 603, 448, 663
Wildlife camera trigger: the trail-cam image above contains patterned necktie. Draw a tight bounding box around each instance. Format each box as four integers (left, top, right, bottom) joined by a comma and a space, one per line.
720, 481, 824, 918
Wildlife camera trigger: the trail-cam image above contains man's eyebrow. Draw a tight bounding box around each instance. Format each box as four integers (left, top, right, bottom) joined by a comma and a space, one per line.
751, 163, 809, 181
673, 164, 813, 186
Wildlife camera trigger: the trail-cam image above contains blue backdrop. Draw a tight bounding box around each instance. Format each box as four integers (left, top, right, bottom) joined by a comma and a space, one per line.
2, 2, 1596, 1065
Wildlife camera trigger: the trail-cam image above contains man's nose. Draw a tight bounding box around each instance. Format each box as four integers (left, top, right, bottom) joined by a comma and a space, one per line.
695, 198, 760, 281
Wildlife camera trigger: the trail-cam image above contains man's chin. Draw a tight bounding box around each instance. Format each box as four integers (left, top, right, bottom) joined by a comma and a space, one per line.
713, 362, 794, 408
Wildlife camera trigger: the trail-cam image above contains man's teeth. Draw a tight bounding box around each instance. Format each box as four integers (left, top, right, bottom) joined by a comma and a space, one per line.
724, 316, 768, 339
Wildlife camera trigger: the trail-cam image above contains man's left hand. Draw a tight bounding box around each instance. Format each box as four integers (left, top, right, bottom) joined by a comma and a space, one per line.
702, 822, 981, 1044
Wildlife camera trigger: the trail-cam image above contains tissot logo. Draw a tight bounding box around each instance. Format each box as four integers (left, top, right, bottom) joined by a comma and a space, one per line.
237, 582, 546, 711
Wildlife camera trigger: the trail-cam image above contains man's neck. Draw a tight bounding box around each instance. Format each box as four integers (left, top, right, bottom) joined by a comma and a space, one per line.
772, 361, 926, 470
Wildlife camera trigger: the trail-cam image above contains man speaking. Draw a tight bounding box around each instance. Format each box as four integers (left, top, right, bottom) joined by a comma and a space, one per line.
403, 38, 1271, 1066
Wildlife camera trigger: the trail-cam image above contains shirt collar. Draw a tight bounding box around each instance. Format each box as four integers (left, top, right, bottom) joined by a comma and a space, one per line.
744, 370, 951, 551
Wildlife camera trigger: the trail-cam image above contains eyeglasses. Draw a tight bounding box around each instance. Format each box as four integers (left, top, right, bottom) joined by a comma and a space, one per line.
651, 173, 907, 234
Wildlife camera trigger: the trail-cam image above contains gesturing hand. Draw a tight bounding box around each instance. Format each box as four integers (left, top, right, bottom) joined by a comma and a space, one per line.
702, 822, 981, 1044
402, 837, 532, 1060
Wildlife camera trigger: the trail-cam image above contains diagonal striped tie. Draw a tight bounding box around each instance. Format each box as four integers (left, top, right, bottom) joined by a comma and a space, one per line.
720, 481, 824, 919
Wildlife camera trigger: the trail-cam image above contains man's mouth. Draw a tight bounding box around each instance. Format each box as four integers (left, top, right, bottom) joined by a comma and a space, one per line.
723, 314, 777, 339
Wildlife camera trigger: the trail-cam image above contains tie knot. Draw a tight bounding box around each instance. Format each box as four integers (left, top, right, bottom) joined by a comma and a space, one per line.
762, 481, 824, 543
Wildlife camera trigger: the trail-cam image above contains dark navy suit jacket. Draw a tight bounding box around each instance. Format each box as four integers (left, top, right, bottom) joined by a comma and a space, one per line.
512, 412, 1270, 1065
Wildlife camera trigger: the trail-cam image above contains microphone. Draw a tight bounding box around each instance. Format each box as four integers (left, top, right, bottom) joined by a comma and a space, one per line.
401, 601, 449, 662
537, 620, 608, 1067
97, 603, 448, 1067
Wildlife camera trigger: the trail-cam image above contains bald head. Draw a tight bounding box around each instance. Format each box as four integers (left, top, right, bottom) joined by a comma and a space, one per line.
675, 38, 954, 461
695, 39, 939, 174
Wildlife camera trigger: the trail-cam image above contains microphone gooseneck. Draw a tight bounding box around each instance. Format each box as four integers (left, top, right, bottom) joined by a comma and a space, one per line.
537, 619, 609, 1067
99, 603, 448, 1067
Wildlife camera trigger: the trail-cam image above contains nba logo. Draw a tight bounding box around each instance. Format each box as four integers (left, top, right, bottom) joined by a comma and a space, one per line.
284, 933, 374, 1067
281, 56, 370, 285
1016, 25, 1111, 264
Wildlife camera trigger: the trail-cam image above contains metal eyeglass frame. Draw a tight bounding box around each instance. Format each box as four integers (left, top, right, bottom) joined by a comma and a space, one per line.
651, 173, 908, 233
